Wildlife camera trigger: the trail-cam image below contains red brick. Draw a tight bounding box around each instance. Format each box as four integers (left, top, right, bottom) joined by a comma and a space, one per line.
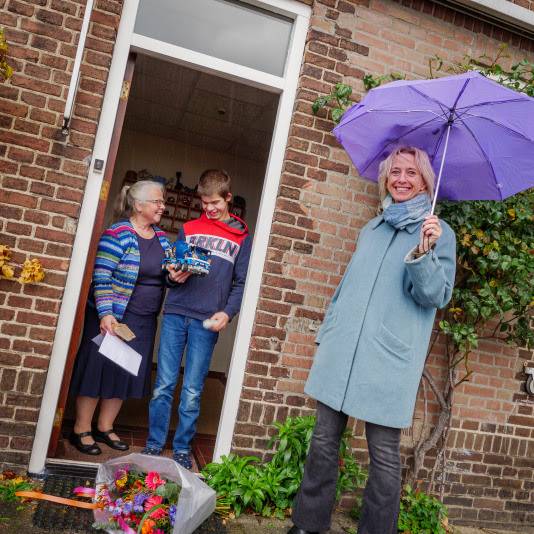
8, 0, 35, 17
0, 99, 28, 117
35, 225, 76, 243
7, 147, 34, 163
0, 189, 38, 208
0, 130, 50, 152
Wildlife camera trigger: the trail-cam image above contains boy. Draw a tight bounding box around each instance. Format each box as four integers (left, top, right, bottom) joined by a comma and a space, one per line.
143, 169, 251, 469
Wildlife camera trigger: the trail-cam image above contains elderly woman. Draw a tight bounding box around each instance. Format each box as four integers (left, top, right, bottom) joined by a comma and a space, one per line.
69, 180, 172, 455
288, 147, 456, 534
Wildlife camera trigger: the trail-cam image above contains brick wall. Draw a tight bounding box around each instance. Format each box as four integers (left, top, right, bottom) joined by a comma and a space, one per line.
234, 0, 534, 530
0, 0, 122, 467
0, 0, 533, 529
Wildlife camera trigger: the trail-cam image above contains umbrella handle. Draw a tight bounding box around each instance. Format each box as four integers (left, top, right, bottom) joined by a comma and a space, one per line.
431, 123, 452, 215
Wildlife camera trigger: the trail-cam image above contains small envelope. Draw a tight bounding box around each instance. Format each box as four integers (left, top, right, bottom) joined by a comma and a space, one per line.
113, 323, 136, 341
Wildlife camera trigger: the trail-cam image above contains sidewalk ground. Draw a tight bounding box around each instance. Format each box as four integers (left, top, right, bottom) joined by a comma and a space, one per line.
226, 511, 534, 534
1, 502, 533, 533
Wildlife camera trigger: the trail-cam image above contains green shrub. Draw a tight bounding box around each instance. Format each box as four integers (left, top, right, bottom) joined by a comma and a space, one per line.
0, 472, 37, 503
397, 485, 450, 534
201, 415, 367, 518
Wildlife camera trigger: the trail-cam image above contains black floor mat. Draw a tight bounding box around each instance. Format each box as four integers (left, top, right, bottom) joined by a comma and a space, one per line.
32, 462, 226, 533
32, 464, 97, 532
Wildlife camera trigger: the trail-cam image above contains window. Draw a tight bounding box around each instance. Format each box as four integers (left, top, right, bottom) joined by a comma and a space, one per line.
134, 0, 293, 76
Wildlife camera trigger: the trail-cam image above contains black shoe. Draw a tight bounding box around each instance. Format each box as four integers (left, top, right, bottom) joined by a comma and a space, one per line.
68, 431, 102, 455
287, 527, 320, 534
93, 428, 129, 451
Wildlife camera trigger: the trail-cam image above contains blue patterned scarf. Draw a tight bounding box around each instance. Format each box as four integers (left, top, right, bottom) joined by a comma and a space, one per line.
382, 193, 431, 230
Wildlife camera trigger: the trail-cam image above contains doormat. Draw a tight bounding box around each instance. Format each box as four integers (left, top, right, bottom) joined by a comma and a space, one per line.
32, 462, 227, 533
32, 463, 97, 532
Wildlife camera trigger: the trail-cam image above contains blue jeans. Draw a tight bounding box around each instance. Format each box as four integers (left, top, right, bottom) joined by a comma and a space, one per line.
292, 401, 401, 533
146, 314, 218, 454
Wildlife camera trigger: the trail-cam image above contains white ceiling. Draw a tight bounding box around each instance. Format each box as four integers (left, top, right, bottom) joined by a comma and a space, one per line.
124, 54, 278, 162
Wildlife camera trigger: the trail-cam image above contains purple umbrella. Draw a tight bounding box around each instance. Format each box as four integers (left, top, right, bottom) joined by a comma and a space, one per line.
333, 70, 534, 212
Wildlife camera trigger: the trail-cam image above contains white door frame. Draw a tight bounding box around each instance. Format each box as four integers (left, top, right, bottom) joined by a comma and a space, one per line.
29, 0, 310, 474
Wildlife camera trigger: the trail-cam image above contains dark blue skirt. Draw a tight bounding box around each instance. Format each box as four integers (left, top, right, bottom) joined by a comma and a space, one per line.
69, 304, 156, 399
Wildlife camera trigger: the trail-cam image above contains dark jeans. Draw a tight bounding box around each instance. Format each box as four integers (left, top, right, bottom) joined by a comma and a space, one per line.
292, 401, 401, 534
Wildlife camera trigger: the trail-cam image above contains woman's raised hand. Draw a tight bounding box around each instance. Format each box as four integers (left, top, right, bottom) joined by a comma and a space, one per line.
419, 215, 442, 253
100, 314, 118, 336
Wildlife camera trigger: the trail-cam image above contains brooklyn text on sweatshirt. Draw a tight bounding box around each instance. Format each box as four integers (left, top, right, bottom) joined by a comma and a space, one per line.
164, 213, 252, 320
188, 234, 240, 263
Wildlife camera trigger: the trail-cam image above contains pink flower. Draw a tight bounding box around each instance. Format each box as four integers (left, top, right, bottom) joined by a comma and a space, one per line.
117, 516, 136, 534
144, 495, 162, 510
144, 495, 166, 518
153, 529, 165, 534
144, 471, 165, 490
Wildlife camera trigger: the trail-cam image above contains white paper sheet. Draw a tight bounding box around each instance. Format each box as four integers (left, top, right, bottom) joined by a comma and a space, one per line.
92, 334, 104, 347
97, 333, 142, 376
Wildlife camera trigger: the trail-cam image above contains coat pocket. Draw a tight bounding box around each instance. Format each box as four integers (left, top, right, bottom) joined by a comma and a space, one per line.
375, 322, 413, 362
315, 311, 338, 345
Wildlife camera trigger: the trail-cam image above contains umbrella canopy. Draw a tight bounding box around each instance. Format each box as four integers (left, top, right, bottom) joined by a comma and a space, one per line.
333, 70, 534, 204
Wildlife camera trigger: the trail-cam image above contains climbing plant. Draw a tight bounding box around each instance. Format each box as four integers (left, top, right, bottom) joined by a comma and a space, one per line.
312, 46, 534, 493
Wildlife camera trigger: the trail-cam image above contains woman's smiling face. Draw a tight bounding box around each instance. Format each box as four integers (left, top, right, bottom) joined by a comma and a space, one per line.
386, 152, 427, 203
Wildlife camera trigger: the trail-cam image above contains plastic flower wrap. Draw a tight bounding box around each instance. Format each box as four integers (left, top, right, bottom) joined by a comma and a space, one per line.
18, 258, 45, 284
93, 453, 215, 534
0, 245, 14, 279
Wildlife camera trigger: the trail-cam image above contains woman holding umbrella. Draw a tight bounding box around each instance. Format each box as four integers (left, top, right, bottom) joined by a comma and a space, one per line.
288, 146, 456, 534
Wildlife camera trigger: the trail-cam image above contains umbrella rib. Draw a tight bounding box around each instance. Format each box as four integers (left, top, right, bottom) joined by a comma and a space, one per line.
456, 97, 525, 111
407, 85, 450, 118
358, 115, 444, 176
458, 111, 533, 142
457, 118, 504, 201
337, 108, 444, 131
366, 109, 444, 116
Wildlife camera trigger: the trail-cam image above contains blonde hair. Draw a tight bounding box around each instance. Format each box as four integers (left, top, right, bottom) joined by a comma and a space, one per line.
377, 147, 435, 202
114, 180, 165, 218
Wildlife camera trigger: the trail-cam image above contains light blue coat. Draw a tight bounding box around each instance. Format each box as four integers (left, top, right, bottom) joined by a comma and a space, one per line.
305, 214, 456, 428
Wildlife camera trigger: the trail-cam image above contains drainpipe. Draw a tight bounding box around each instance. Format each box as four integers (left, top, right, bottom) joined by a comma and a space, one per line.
62, 0, 95, 135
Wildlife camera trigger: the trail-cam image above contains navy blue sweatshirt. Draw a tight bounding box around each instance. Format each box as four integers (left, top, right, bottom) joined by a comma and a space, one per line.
164, 213, 251, 320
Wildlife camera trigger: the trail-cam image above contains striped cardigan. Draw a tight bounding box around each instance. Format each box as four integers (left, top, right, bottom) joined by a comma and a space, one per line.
92, 221, 172, 320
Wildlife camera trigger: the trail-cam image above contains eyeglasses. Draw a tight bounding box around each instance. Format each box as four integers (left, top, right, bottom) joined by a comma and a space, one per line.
143, 199, 166, 206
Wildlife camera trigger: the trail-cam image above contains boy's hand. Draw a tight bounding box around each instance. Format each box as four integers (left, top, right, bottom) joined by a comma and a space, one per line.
167, 265, 192, 283
206, 311, 230, 332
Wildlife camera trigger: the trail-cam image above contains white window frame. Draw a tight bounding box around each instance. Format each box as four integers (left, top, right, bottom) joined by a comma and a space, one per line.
29, 0, 310, 474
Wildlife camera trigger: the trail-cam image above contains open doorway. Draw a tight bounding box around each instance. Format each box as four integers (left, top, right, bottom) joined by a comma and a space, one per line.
54, 53, 278, 468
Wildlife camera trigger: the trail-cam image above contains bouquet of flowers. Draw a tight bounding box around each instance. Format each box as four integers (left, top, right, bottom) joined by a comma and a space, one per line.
93, 454, 215, 534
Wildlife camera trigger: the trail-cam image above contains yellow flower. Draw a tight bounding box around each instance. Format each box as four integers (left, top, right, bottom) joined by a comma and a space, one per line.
1, 264, 14, 278
489, 279, 497, 287
115, 475, 127, 489
18, 258, 45, 284
508, 208, 516, 220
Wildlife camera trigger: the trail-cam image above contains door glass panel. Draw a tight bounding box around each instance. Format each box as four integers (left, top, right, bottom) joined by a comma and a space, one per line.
134, 0, 293, 77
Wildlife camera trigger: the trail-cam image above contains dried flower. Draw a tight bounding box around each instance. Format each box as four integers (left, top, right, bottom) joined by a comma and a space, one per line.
0, 245, 14, 279
18, 258, 45, 284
